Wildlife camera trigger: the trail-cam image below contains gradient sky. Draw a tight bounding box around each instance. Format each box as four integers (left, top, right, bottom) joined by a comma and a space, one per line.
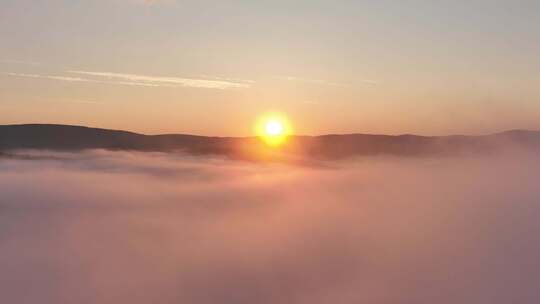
1, 0, 539, 136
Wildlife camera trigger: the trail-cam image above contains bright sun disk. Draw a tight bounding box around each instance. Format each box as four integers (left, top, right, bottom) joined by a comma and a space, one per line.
254, 113, 292, 146
265, 120, 284, 136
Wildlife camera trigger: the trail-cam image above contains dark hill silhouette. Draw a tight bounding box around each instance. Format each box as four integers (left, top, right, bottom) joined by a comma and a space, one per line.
1, 124, 539, 160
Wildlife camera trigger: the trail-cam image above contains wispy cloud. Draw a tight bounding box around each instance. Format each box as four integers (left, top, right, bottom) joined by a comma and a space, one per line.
2, 72, 163, 87
3, 71, 252, 90
4, 72, 94, 83
0, 59, 42, 66
69, 71, 252, 89
199, 74, 256, 84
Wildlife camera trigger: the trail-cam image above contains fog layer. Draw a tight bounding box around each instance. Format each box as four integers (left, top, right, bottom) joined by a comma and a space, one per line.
1, 150, 539, 303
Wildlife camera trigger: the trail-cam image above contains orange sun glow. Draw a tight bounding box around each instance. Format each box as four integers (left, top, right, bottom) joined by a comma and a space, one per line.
255, 113, 292, 146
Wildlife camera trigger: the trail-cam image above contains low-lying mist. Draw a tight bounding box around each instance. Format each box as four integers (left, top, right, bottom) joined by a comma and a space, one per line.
1, 150, 539, 303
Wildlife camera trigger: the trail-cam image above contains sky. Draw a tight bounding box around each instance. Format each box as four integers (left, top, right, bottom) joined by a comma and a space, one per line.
1, 0, 539, 136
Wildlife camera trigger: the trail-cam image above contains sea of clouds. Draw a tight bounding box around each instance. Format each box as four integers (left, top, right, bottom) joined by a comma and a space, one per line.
1, 150, 540, 303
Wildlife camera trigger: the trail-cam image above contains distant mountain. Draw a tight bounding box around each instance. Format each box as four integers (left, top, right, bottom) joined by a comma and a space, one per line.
1, 124, 539, 161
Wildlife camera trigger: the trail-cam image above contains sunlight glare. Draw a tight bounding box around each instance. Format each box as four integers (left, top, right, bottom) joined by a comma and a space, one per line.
254, 113, 292, 147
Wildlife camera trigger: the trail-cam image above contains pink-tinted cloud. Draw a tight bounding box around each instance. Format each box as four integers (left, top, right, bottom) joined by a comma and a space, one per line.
1, 150, 539, 303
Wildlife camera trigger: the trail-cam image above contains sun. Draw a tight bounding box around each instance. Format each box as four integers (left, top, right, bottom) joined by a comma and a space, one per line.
254, 113, 292, 146
265, 120, 284, 136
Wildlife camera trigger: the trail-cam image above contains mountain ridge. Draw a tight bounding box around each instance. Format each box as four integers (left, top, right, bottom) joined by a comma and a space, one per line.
1, 124, 539, 160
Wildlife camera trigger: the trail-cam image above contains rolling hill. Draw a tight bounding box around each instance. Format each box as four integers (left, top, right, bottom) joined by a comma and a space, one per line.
1, 124, 539, 160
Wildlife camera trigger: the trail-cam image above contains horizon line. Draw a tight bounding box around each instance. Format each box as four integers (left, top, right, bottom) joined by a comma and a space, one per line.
1, 123, 538, 139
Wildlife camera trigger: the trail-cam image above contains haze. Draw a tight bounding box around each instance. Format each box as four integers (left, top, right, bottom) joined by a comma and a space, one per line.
2, 1, 540, 303
1, 150, 539, 303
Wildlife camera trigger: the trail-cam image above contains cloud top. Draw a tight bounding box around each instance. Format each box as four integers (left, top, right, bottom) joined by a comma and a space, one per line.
1, 150, 539, 303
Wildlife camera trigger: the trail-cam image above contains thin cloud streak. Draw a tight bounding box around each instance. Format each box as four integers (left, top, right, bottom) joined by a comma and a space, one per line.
3, 71, 252, 90
69, 70, 252, 89
4, 72, 96, 83
0, 59, 42, 66
2, 72, 163, 87
199, 74, 256, 84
